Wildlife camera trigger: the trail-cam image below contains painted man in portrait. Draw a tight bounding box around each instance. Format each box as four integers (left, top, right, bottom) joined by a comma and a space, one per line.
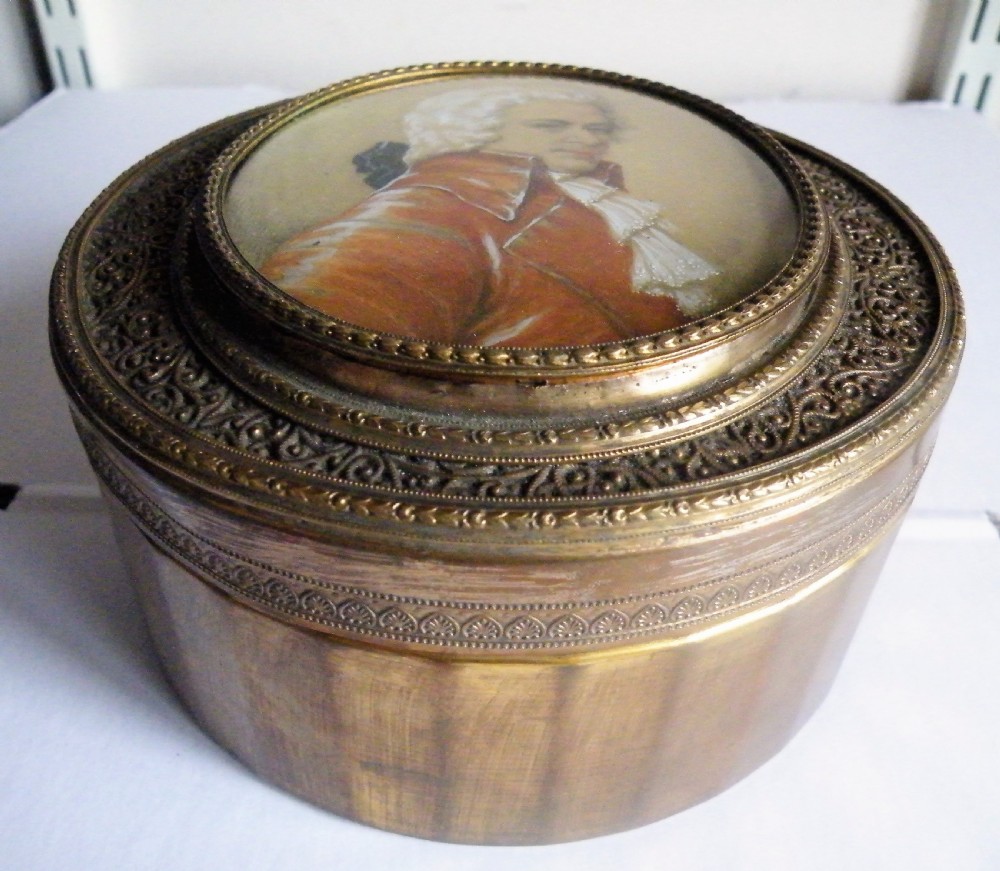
260, 87, 720, 348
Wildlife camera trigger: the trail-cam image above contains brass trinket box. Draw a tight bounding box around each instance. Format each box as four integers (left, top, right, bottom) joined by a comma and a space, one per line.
50, 62, 963, 844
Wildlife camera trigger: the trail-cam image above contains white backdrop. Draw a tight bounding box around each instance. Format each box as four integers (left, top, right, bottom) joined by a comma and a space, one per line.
75, 0, 962, 101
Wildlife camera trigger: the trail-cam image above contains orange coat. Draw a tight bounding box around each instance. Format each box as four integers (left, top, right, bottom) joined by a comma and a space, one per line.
260, 151, 688, 347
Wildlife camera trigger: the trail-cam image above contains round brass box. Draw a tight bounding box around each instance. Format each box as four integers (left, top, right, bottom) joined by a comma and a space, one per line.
50, 63, 963, 844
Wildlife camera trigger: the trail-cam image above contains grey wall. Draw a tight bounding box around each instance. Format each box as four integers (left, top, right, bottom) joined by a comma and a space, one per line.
0, 0, 47, 125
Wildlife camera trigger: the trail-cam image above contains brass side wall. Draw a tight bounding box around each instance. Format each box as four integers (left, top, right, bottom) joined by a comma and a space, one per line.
107, 496, 898, 845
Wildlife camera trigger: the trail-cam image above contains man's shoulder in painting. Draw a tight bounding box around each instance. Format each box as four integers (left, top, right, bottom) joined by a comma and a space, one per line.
385, 151, 625, 222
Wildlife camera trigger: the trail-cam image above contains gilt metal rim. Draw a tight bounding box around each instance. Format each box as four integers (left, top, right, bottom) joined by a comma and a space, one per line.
198, 61, 828, 378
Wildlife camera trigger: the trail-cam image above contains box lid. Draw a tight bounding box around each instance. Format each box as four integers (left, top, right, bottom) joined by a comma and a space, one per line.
50, 62, 963, 561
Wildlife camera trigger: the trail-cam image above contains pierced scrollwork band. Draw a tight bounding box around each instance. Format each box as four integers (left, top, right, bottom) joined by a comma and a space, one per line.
86, 428, 928, 649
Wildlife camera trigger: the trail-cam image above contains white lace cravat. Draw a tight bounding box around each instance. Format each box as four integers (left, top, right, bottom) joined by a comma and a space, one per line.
552, 175, 719, 316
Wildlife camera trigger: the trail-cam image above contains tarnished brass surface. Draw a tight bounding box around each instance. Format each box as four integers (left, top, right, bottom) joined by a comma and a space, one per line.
50, 62, 963, 843
104, 450, 905, 844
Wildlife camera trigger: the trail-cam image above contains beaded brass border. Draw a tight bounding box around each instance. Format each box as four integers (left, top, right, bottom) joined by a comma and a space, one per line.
199, 62, 828, 377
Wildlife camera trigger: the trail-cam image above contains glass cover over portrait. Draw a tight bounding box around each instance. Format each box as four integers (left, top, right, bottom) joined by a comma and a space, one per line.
224, 75, 799, 349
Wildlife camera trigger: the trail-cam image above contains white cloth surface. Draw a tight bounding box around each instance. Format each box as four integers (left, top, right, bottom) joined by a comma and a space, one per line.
1, 89, 998, 870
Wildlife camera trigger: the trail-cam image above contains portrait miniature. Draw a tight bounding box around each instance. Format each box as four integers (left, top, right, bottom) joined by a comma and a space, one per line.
225, 76, 799, 348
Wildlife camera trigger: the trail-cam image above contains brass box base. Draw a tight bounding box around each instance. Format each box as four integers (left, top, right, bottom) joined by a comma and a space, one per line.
109, 494, 896, 844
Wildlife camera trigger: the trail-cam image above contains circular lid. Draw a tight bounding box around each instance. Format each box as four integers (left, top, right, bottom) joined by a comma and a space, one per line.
50, 62, 962, 558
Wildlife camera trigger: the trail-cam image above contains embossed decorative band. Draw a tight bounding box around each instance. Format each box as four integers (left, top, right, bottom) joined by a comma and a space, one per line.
87, 429, 928, 650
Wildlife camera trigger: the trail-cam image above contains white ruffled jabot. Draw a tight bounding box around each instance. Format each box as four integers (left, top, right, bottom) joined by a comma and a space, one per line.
552, 175, 720, 316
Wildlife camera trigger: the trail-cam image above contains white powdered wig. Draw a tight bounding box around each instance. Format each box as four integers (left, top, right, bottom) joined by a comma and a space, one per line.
403, 86, 621, 164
